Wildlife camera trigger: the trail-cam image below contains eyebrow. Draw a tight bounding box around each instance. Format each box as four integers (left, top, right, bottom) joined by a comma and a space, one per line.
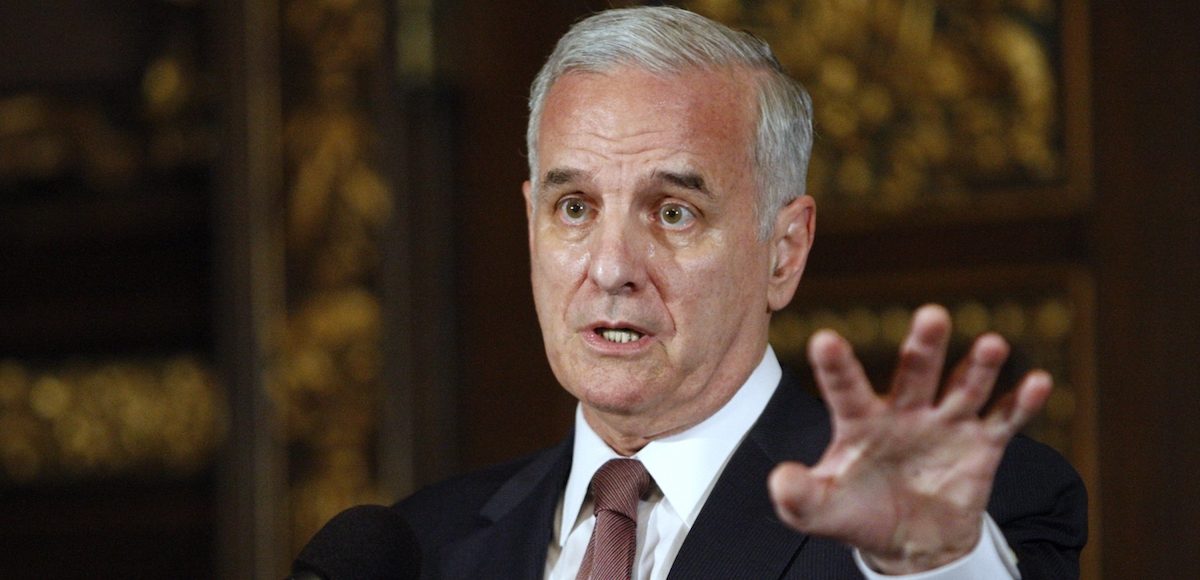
536, 167, 713, 199
651, 169, 712, 198
533, 168, 589, 206
542, 168, 589, 187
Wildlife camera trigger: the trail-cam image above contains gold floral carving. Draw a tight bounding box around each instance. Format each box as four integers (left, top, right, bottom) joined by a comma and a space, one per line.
0, 13, 213, 188
769, 277, 1093, 462
0, 356, 225, 483
278, 0, 392, 551
686, 0, 1067, 213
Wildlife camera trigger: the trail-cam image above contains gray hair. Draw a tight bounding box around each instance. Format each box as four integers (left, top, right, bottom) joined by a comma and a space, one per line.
526, 5, 813, 239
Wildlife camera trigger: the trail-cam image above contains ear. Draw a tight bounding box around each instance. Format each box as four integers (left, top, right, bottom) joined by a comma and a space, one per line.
766, 195, 815, 312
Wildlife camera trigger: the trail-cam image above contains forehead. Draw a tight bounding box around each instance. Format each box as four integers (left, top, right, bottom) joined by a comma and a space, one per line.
536, 65, 758, 173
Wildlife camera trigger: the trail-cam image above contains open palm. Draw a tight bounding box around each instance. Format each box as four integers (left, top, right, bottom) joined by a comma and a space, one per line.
769, 305, 1052, 573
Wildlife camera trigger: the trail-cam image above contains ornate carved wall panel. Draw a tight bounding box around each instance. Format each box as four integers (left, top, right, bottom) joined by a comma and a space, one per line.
0, 0, 223, 576
771, 267, 1095, 460
277, 0, 395, 553
686, 0, 1091, 228
679, 2, 1100, 576
0, 357, 223, 483
0, 0, 222, 486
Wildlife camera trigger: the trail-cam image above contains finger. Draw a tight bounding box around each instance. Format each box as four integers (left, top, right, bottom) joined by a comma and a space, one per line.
890, 304, 952, 410
937, 333, 1009, 419
808, 329, 877, 420
984, 370, 1053, 439
768, 461, 826, 531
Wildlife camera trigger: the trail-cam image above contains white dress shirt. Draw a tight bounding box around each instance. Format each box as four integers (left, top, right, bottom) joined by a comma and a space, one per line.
545, 346, 1020, 579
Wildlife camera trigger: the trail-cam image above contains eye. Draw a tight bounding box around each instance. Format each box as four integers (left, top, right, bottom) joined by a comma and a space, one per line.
657, 203, 695, 229
556, 197, 592, 224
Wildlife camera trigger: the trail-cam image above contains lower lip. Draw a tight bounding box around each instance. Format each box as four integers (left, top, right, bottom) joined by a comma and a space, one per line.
580, 330, 654, 355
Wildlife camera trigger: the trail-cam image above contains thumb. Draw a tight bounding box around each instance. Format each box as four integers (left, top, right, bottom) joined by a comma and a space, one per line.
769, 461, 824, 531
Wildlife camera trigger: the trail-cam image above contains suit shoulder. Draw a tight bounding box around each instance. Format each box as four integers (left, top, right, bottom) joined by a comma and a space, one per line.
395, 451, 542, 522
392, 444, 565, 551
990, 434, 1088, 579
992, 434, 1086, 518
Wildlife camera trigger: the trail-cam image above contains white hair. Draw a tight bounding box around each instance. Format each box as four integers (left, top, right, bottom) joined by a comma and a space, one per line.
526, 5, 813, 239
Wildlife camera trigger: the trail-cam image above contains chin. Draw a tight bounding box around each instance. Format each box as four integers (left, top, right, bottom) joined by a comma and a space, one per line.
574, 378, 657, 416
549, 347, 675, 413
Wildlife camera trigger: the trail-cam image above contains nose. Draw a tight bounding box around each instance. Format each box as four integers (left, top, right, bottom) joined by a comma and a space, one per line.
587, 213, 647, 295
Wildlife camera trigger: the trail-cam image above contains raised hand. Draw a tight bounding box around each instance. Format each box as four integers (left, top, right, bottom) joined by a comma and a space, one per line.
768, 304, 1053, 573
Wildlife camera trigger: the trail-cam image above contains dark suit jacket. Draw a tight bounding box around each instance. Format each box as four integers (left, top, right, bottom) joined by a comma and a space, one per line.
395, 369, 1087, 579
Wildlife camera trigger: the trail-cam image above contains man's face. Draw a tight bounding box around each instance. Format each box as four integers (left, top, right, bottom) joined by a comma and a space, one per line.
525, 66, 802, 445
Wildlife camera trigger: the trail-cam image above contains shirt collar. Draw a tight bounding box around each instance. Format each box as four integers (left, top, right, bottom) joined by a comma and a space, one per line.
558, 346, 782, 546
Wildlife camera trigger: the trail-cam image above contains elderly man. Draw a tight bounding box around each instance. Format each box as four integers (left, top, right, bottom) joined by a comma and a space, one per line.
397, 6, 1085, 579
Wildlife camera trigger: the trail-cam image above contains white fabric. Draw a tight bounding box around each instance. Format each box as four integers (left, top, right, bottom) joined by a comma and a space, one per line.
544, 345, 1018, 579
546, 347, 780, 580
855, 516, 1020, 579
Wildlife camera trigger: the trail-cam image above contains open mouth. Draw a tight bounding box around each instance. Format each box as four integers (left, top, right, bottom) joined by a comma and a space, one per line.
595, 328, 644, 344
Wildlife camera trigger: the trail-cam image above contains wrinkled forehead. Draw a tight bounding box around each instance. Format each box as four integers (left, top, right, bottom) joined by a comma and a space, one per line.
535, 65, 759, 172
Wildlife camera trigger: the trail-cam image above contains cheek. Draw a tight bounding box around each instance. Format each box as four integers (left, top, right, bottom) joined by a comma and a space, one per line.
663, 237, 766, 325
662, 250, 737, 310
531, 238, 589, 311
534, 241, 588, 286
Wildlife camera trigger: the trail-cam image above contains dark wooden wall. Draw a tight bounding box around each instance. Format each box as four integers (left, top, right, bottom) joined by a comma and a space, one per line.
1090, 1, 1200, 576
0, 1, 217, 577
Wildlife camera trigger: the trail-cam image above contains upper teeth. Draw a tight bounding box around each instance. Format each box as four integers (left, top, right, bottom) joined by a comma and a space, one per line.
600, 329, 642, 343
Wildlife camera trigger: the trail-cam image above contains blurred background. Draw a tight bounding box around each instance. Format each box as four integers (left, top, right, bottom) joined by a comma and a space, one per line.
0, 0, 1195, 578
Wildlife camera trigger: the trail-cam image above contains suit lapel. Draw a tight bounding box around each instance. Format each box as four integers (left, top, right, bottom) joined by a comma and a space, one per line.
667, 370, 833, 579
438, 436, 572, 579
435, 371, 835, 579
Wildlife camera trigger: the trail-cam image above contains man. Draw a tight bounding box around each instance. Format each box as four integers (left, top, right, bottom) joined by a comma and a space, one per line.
397, 6, 1086, 579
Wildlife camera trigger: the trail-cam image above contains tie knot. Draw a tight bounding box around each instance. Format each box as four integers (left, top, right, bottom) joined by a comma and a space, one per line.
589, 458, 652, 521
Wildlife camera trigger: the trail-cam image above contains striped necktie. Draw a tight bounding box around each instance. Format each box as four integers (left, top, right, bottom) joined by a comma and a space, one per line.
576, 458, 652, 580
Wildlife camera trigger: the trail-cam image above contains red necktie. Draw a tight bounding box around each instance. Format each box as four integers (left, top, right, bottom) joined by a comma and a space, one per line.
576, 458, 652, 580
